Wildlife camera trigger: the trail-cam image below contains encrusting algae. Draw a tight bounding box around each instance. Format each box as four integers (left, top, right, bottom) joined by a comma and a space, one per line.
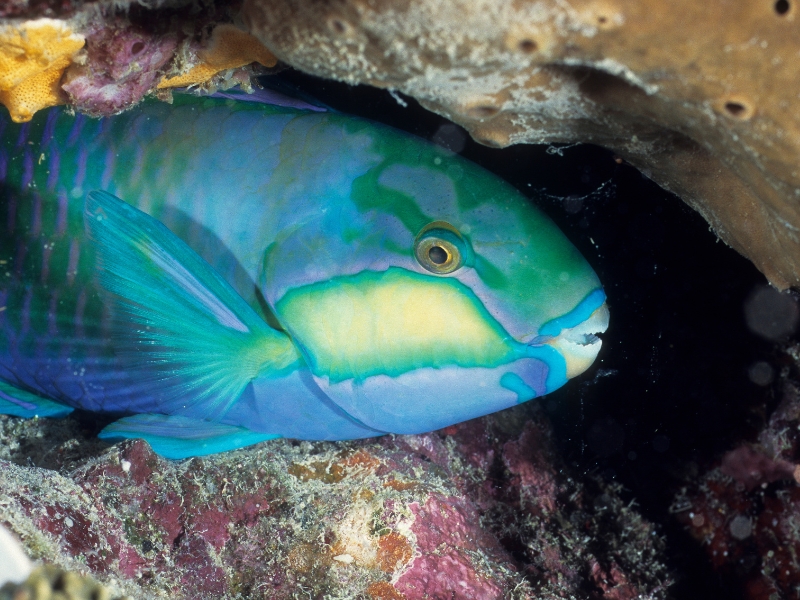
0, 405, 672, 598
0, 19, 84, 123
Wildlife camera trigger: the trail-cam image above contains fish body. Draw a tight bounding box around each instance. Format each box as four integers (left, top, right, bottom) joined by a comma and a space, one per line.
0, 93, 608, 457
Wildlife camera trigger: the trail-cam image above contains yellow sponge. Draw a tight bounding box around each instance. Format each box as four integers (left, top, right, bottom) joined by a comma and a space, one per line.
159, 24, 277, 89
0, 19, 85, 123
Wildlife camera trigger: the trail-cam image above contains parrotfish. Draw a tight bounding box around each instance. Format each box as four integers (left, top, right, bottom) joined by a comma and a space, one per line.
0, 90, 609, 459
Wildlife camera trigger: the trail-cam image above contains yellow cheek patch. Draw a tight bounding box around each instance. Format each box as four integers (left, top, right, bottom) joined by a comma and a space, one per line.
275, 267, 518, 382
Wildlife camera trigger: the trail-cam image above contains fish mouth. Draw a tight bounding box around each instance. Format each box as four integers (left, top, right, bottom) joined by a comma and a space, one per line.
545, 302, 609, 379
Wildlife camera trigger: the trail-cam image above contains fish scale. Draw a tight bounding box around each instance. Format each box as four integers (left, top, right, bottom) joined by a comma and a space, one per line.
0, 92, 609, 458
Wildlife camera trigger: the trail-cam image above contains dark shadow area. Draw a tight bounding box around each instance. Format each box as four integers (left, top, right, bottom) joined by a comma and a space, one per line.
0, 410, 113, 471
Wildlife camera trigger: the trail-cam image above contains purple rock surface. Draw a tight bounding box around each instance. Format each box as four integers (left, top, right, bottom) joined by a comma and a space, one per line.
61, 19, 179, 116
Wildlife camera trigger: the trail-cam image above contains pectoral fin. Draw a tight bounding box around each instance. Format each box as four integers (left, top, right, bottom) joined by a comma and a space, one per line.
99, 414, 279, 459
84, 190, 299, 419
0, 380, 74, 418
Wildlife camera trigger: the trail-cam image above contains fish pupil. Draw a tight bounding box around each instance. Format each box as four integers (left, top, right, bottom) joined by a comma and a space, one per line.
428, 245, 449, 265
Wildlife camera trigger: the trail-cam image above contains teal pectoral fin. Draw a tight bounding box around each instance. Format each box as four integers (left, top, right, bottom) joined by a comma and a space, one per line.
99, 414, 280, 459
0, 380, 74, 418
84, 190, 299, 419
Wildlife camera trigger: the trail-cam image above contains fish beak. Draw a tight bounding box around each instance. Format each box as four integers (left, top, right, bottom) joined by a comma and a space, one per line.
545, 302, 609, 379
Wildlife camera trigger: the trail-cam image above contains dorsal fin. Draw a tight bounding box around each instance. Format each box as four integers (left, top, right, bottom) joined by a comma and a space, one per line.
208, 81, 329, 112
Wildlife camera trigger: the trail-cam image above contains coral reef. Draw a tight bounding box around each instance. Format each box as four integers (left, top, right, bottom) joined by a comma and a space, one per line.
0, 13, 275, 122
61, 16, 279, 116
0, 405, 670, 599
242, 0, 800, 290
61, 18, 178, 117
0, 19, 83, 123
670, 343, 800, 599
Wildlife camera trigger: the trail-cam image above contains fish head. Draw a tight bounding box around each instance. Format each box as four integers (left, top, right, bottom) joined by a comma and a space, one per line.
261, 119, 608, 434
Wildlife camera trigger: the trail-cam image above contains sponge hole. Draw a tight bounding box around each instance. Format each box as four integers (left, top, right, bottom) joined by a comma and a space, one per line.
718, 97, 755, 121
469, 105, 500, 118
327, 17, 354, 37
725, 102, 747, 117
775, 0, 790, 14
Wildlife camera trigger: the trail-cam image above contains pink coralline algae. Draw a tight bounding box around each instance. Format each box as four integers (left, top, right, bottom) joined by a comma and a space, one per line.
671, 346, 800, 600
61, 20, 178, 116
719, 444, 796, 491
395, 495, 506, 599
501, 418, 560, 514
0, 404, 670, 599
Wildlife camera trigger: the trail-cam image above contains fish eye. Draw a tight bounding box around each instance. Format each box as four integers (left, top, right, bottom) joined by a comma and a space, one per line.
428, 244, 449, 265
414, 222, 469, 274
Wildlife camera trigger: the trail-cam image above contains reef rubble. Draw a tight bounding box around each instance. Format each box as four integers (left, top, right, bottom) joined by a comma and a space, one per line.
0, 404, 671, 599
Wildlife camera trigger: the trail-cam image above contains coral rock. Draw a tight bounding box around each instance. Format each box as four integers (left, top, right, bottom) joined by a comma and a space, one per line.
243, 0, 800, 289
719, 444, 796, 491
671, 346, 800, 598
0, 19, 84, 123
0, 405, 669, 599
158, 24, 277, 89
395, 494, 507, 599
61, 20, 178, 117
